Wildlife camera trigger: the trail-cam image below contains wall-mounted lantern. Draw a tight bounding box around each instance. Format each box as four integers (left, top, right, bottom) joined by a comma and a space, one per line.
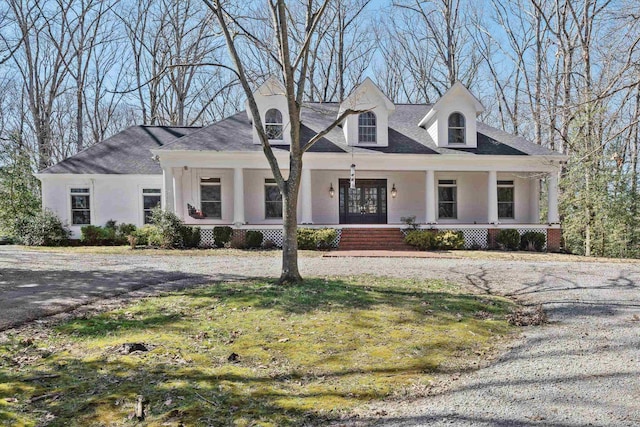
391, 183, 397, 198
329, 183, 335, 198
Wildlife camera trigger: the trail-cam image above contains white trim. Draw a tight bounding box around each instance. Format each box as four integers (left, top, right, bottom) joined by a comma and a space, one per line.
67, 184, 93, 227
140, 186, 162, 226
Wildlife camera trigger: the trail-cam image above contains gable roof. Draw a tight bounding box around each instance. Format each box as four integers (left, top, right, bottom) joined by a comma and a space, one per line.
41, 104, 561, 175
160, 103, 560, 157
40, 125, 200, 174
339, 77, 396, 116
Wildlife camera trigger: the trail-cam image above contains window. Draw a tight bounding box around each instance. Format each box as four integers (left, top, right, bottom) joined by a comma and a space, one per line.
498, 180, 515, 219
200, 177, 221, 219
142, 188, 161, 224
264, 178, 282, 219
265, 108, 283, 140
438, 180, 457, 219
70, 188, 91, 225
358, 111, 377, 143
448, 112, 465, 144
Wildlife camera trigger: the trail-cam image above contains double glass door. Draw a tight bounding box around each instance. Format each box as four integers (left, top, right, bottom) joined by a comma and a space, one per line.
339, 179, 387, 224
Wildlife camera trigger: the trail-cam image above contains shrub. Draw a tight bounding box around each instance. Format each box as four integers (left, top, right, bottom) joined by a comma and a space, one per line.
149, 207, 184, 248
520, 231, 546, 252
435, 230, 465, 250
16, 209, 70, 246
245, 230, 263, 249
315, 228, 338, 250
181, 226, 201, 248
297, 228, 317, 250
404, 230, 437, 250
117, 223, 137, 244
496, 229, 520, 250
133, 224, 161, 246
213, 226, 233, 248
297, 228, 338, 250
81, 225, 107, 245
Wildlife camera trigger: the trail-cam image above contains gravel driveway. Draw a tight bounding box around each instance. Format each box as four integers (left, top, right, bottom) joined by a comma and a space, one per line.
1, 246, 639, 426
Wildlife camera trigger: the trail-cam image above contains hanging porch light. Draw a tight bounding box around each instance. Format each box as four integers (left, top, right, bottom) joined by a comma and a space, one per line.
350, 164, 356, 189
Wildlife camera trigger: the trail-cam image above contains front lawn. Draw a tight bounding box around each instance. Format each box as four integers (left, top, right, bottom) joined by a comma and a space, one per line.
0, 277, 514, 426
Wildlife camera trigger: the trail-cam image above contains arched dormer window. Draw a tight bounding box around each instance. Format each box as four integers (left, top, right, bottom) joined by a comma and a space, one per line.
265, 108, 283, 140
448, 112, 465, 144
358, 111, 377, 143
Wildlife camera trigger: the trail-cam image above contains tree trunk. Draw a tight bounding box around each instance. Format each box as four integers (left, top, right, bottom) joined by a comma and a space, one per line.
280, 181, 302, 284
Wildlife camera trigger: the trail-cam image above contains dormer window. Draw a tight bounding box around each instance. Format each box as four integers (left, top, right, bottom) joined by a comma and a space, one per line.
265, 108, 283, 140
448, 112, 465, 144
358, 111, 377, 143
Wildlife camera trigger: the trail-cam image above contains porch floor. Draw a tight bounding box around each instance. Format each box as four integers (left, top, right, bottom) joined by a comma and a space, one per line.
323, 250, 461, 259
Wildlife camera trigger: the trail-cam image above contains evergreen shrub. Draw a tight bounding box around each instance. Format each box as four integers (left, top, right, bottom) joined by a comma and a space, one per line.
245, 230, 263, 249
496, 229, 520, 250
520, 231, 546, 252
213, 226, 233, 248
16, 209, 70, 246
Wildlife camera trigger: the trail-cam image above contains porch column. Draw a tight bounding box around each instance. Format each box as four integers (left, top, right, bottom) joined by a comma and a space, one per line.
233, 167, 245, 225
301, 168, 313, 224
162, 167, 175, 213
425, 170, 436, 223
173, 168, 183, 217
488, 170, 498, 224
547, 171, 560, 224
530, 177, 541, 223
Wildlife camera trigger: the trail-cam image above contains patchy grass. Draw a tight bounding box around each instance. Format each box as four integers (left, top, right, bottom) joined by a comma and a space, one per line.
0, 277, 515, 426
13, 245, 323, 258
15, 244, 640, 263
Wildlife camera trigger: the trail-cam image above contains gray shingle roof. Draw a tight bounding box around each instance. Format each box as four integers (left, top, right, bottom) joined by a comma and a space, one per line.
160, 103, 561, 156
42, 104, 561, 175
40, 126, 200, 174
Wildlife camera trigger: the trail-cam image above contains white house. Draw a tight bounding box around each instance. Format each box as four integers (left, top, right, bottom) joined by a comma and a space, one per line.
36, 78, 566, 250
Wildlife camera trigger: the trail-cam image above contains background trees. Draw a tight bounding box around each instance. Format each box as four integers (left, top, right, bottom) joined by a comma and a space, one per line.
0, 0, 639, 258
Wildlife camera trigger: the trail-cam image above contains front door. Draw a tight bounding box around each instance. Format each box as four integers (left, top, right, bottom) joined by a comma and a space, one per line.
339, 179, 387, 224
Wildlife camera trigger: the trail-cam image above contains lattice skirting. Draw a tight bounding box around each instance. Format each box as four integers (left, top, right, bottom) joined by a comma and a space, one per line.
197, 227, 342, 248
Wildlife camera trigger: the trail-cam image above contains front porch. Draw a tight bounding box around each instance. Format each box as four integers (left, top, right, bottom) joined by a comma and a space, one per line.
159, 161, 562, 251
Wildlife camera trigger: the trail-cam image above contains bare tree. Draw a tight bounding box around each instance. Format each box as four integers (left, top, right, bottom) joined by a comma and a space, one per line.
204, 0, 362, 283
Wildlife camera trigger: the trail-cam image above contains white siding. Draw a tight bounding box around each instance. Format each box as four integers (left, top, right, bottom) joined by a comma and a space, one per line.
40, 175, 162, 238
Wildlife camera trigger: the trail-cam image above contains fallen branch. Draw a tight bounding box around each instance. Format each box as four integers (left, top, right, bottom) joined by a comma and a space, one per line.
194, 391, 219, 407
23, 374, 60, 382
28, 392, 61, 403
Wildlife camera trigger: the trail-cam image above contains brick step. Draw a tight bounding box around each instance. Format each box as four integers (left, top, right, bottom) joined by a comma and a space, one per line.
339, 237, 407, 242
338, 228, 410, 250
338, 246, 415, 251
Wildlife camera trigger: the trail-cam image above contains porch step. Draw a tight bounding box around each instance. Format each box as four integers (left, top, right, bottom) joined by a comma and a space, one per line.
338, 228, 414, 251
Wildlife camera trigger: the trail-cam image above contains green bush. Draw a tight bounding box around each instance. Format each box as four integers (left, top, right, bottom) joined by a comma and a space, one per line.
16, 209, 70, 246
149, 207, 184, 248
496, 229, 520, 250
435, 230, 465, 250
133, 224, 162, 246
181, 226, 201, 248
213, 226, 233, 248
245, 230, 263, 249
117, 223, 137, 243
520, 231, 546, 252
297, 228, 317, 250
405, 229, 466, 250
81, 225, 107, 245
315, 228, 338, 250
297, 228, 338, 250
404, 230, 437, 250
